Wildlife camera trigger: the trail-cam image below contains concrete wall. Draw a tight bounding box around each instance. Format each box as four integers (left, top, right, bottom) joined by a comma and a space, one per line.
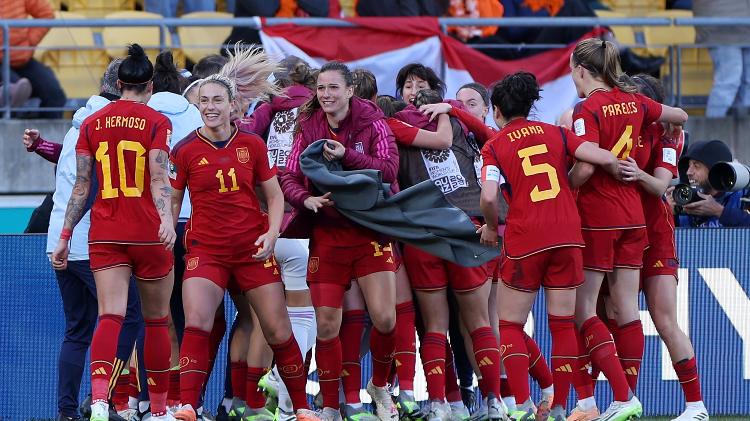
0, 116, 748, 193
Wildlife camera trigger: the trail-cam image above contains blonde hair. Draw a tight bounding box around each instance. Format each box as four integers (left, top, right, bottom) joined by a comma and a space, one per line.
198, 74, 237, 101
572, 38, 635, 93
219, 43, 283, 101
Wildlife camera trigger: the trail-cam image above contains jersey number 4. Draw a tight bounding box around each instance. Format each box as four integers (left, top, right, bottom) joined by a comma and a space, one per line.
95, 141, 146, 199
611, 125, 634, 160
518, 144, 560, 203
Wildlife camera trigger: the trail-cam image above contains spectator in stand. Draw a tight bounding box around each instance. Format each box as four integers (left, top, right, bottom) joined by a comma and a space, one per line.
0, 0, 67, 118
223, 1, 330, 47
356, 0, 449, 16
693, 0, 750, 118
144, 0, 215, 18
448, 0, 504, 42
0, 78, 32, 109
666, 140, 750, 227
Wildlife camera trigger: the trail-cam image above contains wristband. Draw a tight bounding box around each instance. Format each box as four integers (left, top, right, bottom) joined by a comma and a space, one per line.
60, 228, 72, 241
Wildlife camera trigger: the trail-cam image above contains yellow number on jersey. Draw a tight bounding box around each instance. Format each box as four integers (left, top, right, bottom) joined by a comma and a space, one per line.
215, 167, 240, 193
95, 140, 146, 199
517, 144, 560, 203
611, 125, 634, 160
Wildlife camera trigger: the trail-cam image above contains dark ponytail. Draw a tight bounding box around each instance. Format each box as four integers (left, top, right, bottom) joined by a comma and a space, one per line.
118, 43, 153, 93
152, 51, 182, 95
572, 38, 635, 93
631, 73, 665, 103
490, 71, 541, 119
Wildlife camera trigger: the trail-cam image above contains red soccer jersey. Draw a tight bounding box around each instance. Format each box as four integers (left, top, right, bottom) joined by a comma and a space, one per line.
169, 128, 277, 256
572, 88, 662, 229
75, 100, 171, 244
481, 119, 586, 258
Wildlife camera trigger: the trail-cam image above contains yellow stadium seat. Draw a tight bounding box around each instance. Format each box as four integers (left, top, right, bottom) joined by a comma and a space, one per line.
102, 11, 174, 62
177, 12, 233, 63
594, 10, 637, 46
67, 0, 136, 17
34, 12, 110, 99
601, 0, 666, 16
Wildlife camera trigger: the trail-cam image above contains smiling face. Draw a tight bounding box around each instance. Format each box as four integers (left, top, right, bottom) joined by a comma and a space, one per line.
317, 69, 353, 119
198, 81, 233, 130
401, 75, 430, 104
686, 159, 711, 191
457, 87, 488, 121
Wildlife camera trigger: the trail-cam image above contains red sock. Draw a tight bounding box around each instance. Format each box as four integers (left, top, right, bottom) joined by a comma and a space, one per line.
340, 310, 366, 404
128, 366, 139, 399
269, 335, 310, 411
112, 366, 130, 411
395, 302, 417, 391
471, 327, 501, 397
572, 329, 594, 400
230, 361, 248, 399
581, 317, 630, 401
524, 332, 553, 390
421, 332, 447, 401
144, 317, 171, 416
246, 367, 268, 409
674, 357, 702, 403
370, 327, 396, 387
167, 368, 180, 404
549, 315, 578, 410
615, 320, 643, 392
444, 341, 461, 403
499, 321, 530, 405
90, 314, 123, 404
179, 327, 209, 408
207, 313, 226, 377
316, 337, 342, 409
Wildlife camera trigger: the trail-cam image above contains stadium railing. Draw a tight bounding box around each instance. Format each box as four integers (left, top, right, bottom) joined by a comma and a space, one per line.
1, 16, 750, 118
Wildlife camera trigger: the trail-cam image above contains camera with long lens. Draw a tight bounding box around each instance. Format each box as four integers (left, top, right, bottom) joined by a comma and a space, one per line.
672, 183, 704, 206
708, 161, 750, 192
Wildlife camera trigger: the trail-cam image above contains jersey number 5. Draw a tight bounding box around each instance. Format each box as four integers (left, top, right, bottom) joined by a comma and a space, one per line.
611, 125, 634, 160
518, 144, 560, 203
95, 141, 146, 199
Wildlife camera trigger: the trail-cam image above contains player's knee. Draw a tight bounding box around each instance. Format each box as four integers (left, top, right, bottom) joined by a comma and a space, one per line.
184, 312, 214, 332
316, 315, 339, 339
371, 310, 396, 333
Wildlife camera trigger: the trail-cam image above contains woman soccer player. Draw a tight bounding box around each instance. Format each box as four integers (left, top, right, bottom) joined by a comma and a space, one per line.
281, 61, 400, 421
478, 71, 619, 421
169, 73, 319, 421
51, 44, 176, 421
568, 38, 688, 421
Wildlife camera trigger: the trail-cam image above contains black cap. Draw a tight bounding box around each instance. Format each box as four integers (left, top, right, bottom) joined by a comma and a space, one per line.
678, 139, 732, 177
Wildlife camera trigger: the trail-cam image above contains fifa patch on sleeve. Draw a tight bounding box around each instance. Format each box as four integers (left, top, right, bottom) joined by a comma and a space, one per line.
482, 165, 502, 183
573, 118, 586, 136
169, 161, 177, 180
663, 148, 677, 165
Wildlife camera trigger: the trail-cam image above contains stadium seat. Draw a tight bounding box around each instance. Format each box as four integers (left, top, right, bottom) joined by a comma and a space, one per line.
177, 12, 233, 63
34, 12, 110, 99
601, 0, 666, 16
102, 11, 178, 64
594, 10, 637, 46
642, 10, 713, 102
67, 0, 136, 17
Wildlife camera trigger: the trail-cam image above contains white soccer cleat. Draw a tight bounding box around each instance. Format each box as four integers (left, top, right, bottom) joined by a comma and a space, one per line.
366, 380, 399, 421
670, 402, 708, 421
596, 396, 643, 421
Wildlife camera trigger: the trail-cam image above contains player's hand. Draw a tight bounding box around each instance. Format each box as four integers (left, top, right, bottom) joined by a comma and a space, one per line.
303, 192, 333, 213
682, 192, 724, 217
158, 221, 176, 251
666, 123, 682, 139
419, 103, 452, 122
23, 128, 39, 150
51, 239, 70, 270
323, 140, 345, 161
619, 157, 643, 182
477, 224, 499, 248
253, 230, 278, 261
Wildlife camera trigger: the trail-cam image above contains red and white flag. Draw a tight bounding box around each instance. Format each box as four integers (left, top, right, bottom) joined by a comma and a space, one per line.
260, 17, 597, 124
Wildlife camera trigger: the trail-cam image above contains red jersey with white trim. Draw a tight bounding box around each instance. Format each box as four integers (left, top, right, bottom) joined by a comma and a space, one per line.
572, 88, 662, 229
634, 123, 680, 246
169, 128, 277, 256
481, 119, 586, 258
75, 100, 171, 244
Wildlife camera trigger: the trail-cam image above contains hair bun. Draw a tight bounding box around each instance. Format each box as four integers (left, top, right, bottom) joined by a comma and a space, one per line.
127, 43, 147, 59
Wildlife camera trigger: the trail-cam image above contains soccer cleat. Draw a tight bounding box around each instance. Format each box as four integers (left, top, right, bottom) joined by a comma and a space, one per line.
426, 401, 451, 421
175, 404, 198, 421
486, 394, 509, 421
320, 407, 344, 421
119, 408, 139, 421
81, 395, 93, 420
468, 401, 486, 421
366, 380, 399, 421
449, 403, 470, 421
536, 394, 553, 421
460, 388, 476, 413
91, 402, 110, 421
296, 409, 323, 421
260, 370, 280, 399
342, 405, 380, 421
508, 410, 534, 421
229, 399, 249, 421
275, 406, 296, 421
566, 406, 599, 421
670, 403, 708, 421
595, 397, 642, 421
396, 394, 426, 420
215, 404, 229, 421
240, 407, 276, 421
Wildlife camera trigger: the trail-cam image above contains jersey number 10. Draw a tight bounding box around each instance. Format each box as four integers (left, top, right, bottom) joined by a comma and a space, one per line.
95, 141, 146, 199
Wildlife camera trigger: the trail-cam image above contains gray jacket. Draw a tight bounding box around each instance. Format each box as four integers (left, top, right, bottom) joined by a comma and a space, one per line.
693, 0, 750, 45
289, 139, 500, 267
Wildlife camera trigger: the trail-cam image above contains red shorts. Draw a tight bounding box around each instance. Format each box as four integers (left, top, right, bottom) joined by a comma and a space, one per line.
307, 240, 397, 308
403, 245, 488, 292
581, 228, 648, 272
486, 255, 502, 284
500, 247, 584, 292
641, 234, 679, 279
89, 242, 173, 281
183, 247, 281, 293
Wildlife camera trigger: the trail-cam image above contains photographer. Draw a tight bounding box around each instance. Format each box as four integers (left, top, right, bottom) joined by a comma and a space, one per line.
667, 140, 750, 227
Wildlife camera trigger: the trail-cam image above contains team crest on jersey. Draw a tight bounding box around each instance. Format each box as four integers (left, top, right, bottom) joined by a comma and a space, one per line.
355, 141, 364, 153
236, 147, 250, 163
308, 257, 319, 274
186, 257, 199, 271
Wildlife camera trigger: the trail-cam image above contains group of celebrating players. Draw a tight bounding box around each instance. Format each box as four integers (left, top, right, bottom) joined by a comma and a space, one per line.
47, 36, 708, 421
